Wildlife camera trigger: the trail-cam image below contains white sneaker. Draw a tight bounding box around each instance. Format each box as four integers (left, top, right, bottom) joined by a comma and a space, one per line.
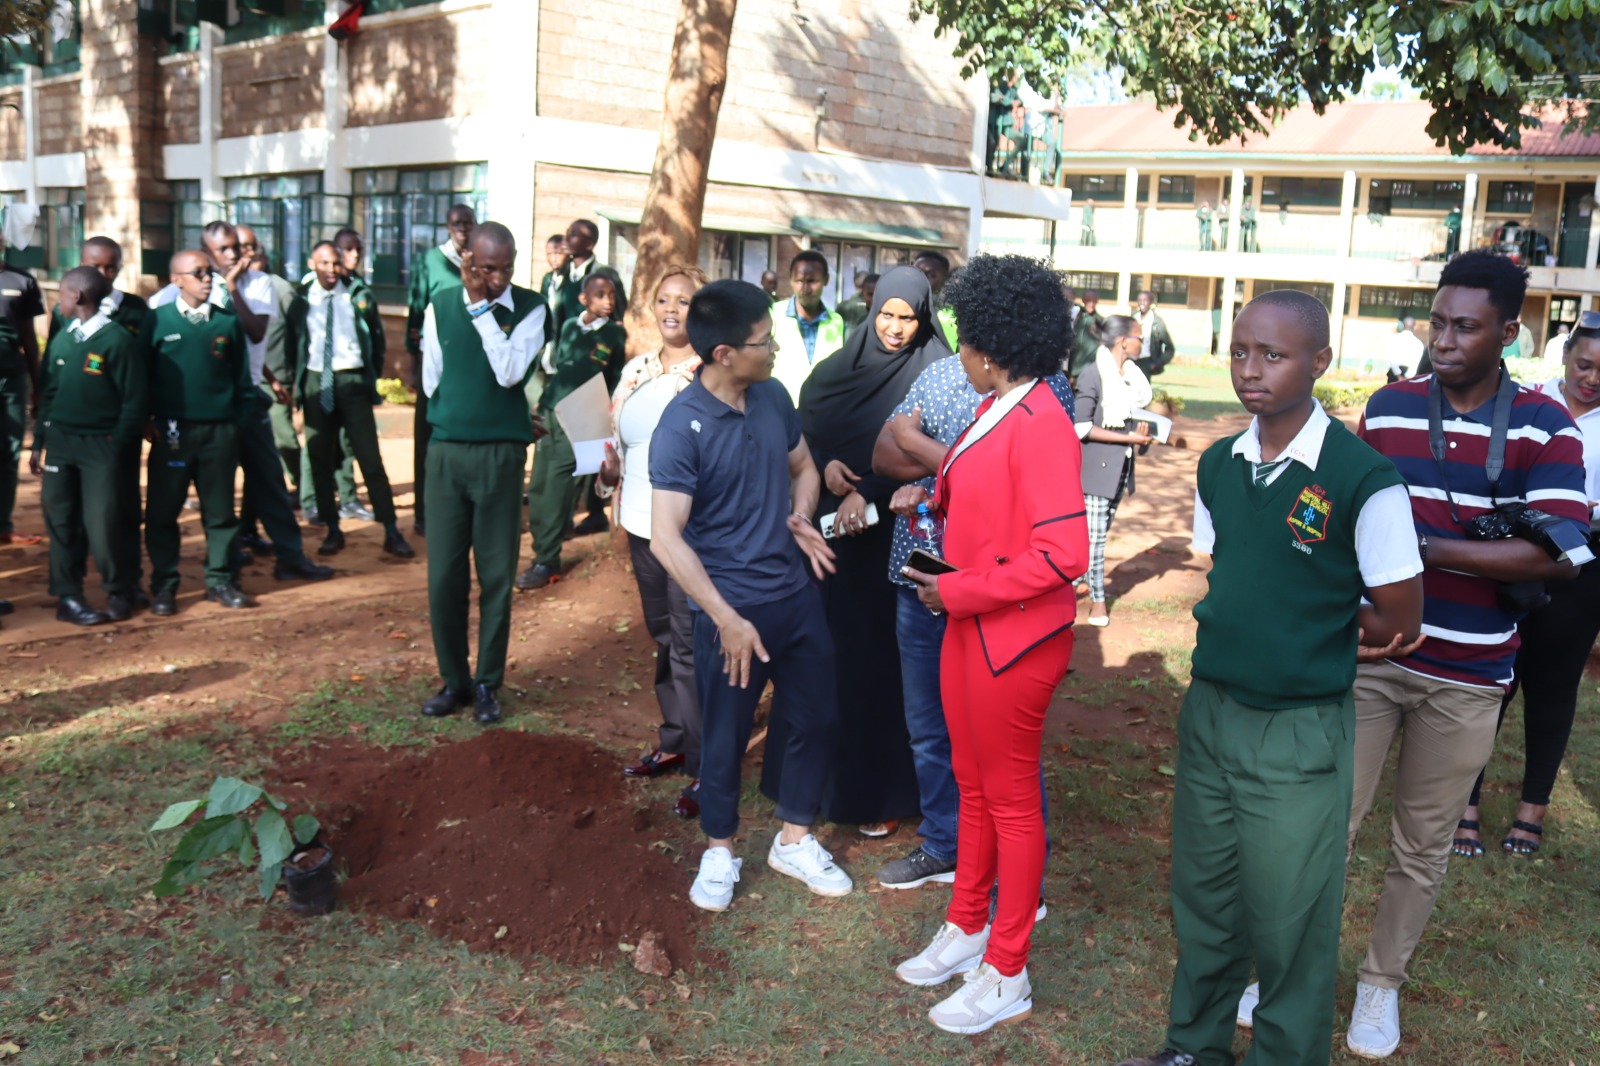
1237, 981, 1259, 1028
767, 833, 853, 897
1346, 981, 1401, 1059
689, 846, 741, 912
895, 922, 989, 986
927, 962, 1032, 1034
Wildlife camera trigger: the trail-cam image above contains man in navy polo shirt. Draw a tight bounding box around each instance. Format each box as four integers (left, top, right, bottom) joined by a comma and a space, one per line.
648, 278, 851, 914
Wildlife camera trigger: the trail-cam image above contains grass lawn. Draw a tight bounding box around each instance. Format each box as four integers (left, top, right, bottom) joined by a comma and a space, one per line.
1154, 363, 1244, 422
6, 600, 1600, 1065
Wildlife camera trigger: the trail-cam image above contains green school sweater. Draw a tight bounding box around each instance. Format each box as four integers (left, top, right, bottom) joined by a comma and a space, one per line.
287, 276, 388, 404
539, 315, 627, 415
406, 246, 463, 354
37, 320, 148, 449
140, 301, 254, 422
1190, 417, 1405, 709
47, 290, 149, 346
427, 284, 547, 444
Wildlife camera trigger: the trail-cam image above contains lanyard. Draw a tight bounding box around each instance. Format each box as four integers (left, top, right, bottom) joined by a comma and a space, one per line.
1427, 367, 1518, 524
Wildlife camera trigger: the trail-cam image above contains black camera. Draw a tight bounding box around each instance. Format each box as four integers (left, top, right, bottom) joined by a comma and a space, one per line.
1464, 503, 1595, 565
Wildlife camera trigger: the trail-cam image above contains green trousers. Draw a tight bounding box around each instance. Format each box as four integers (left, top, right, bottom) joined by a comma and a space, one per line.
0, 367, 28, 535
297, 422, 357, 508
303, 371, 396, 527
413, 391, 431, 528
145, 419, 240, 591
426, 439, 526, 692
41, 430, 136, 598
526, 419, 578, 569
235, 390, 310, 568
1166, 677, 1353, 1066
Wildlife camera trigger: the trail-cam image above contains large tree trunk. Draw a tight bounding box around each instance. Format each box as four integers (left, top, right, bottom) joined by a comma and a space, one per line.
624, 0, 737, 354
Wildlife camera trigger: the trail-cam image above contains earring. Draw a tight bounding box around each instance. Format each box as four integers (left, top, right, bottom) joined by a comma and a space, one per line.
983, 358, 990, 370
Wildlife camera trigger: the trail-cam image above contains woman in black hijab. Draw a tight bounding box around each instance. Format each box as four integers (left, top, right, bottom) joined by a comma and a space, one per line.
761, 266, 954, 834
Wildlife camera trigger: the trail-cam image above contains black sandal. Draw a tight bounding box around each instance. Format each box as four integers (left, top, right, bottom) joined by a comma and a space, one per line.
1451, 819, 1485, 858
1501, 819, 1543, 856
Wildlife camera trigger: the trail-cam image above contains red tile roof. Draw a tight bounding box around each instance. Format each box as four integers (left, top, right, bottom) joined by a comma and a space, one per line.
1054, 101, 1600, 158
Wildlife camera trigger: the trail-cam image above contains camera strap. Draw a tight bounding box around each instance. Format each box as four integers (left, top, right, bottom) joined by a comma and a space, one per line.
1427, 367, 1518, 524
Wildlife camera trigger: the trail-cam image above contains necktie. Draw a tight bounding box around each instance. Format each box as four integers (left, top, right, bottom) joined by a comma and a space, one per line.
490, 302, 512, 335
1253, 457, 1289, 486
320, 295, 336, 413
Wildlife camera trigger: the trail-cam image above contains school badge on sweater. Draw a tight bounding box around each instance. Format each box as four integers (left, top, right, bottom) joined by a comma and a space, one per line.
1287, 484, 1331, 545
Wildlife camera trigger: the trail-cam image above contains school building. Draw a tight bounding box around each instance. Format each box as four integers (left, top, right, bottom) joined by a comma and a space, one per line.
0, 0, 1068, 370
982, 101, 1600, 369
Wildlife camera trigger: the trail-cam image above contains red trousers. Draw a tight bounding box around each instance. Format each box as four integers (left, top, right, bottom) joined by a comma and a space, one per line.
941, 617, 1073, 977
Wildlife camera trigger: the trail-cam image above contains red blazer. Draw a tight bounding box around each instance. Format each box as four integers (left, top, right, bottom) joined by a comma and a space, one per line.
935, 380, 1090, 675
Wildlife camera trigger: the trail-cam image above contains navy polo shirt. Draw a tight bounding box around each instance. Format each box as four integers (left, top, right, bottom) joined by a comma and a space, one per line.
649, 371, 809, 609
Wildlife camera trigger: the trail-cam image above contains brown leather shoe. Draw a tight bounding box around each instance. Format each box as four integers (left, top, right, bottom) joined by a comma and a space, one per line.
622, 749, 685, 778
672, 780, 700, 819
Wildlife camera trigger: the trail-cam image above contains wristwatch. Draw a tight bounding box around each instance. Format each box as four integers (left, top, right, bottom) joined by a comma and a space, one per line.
1417, 533, 1428, 563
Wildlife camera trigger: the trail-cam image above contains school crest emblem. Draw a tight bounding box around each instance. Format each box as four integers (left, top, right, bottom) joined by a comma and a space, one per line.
1287, 484, 1331, 544
211, 335, 231, 359
83, 351, 105, 375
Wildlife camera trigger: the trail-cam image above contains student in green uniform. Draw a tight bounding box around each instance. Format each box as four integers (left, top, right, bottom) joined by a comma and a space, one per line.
302, 227, 370, 526
419, 222, 548, 724
1116, 291, 1424, 1066
141, 251, 256, 616
914, 251, 960, 352
0, 237, 45, 545
29, 267, 147, 625
48, 237, 149, 343
237, 228, 302, 505
291, 242, 414, 560
517, 272, 626, 591
406, 203, 477, 538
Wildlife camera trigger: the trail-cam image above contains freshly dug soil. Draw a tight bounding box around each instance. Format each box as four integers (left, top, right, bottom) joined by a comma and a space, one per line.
272, 731, 699, 970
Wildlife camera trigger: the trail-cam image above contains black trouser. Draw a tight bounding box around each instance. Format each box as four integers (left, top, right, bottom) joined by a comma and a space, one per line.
627, 532, 700, 775
235, 389, 310, 568
694, 583, 837, 839
1470, 560, 1600, 808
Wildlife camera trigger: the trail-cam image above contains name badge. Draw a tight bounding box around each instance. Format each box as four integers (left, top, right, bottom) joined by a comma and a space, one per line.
1, 288, 21, 297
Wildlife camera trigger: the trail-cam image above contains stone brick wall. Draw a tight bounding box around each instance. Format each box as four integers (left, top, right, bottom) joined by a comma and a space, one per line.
537, 0, 973, 167
35, 78, 83, 157
346, 8, 491, 128
0, 89, 23, 161
158, 54, 201, 145
219, 35, 324, 139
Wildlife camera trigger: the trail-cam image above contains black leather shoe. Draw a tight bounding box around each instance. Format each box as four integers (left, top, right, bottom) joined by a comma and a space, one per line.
622, 749, 686, 778
514, 563, 556, 591
317, 528, 345, 556
472, 683, 502, 724
0, 599, 14, 616
150, 589, 177, 616
421, 685, 469, 718
239, 531, 275, 556
204, 583, 253, 609
56, 596, 109, 626
572, 511, 610, 537
412, 520, 426, 537
274, 555, 335, 581
105, 593, 133, 621
133, 589, 151, 610
382, 532, 416, 558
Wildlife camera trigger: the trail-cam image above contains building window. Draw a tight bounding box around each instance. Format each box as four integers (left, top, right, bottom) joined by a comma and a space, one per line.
1357, 285, 1433, 319
610, 226, 779, 297
1256, 279, 1336, 310
1157, 176, 1195, 204
354, 164, 488, 303
1062, 271, 1117, 299
1063, 174, 1125, 201
1367, 179, 1464, 215
138, 179, 228, 278
225, 173, 346, 278
7, 187, 84, 279
1149, 274, 1191, 303
1259, 176, 1342, 209
1485, 181, 1535, 215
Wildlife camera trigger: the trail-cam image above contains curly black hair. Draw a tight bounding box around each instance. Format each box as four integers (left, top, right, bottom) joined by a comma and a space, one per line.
941, 254, 1071, 380
1438, 248, 1528, 324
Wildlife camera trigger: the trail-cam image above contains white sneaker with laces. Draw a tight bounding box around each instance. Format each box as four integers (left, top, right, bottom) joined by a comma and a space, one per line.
689, 846, 742, 912
1237, 981, 1260, 1028
1346, 980, 1401, 1059
767, 833, 853, 897
895, 922, 989, 986
927, 962, 1032, 1034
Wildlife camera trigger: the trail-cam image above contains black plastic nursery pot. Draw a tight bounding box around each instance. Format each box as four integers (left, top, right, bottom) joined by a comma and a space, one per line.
283, 843, 338, 917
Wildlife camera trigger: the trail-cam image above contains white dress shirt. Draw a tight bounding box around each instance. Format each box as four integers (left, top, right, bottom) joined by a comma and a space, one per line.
1539, 379, 1600, 518
67, 312, 113, 342
150, 268, 276, 384
420, 287, 549, 398
305, 281, 365, 372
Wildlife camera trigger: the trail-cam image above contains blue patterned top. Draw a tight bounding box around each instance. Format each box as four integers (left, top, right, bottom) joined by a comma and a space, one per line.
884, 356, 1073, 587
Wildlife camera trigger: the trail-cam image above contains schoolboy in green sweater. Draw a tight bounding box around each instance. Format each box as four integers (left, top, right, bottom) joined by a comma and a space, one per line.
1117, 291, 1424, 1066
30, 267, 147, 625
516, 272, 625, 591
140, 251, 256, 616
47, 237, 149, 343
406, 203, 476, 537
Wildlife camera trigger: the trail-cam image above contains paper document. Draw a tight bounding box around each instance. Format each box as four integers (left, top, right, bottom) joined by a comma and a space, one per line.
1129, 408, 1173, 444
553, 373, 617, 477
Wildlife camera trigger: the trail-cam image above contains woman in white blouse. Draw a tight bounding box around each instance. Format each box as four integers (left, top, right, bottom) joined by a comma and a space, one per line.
599, 266, 708, 817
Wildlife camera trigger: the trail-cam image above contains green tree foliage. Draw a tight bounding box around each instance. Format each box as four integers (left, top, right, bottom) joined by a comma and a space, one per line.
0, 0, 57, 43
914, 0, 1600, 152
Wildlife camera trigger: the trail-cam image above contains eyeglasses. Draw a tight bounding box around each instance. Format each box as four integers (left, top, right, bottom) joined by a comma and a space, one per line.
738, 335, 778, 352
176, 268, 211, 280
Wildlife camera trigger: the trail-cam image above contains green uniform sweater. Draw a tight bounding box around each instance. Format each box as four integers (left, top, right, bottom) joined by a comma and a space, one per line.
407, 246, 463, 353
140, 302, 253, 422
427, 285, 547, 444
47, 291, 150, 345
37, 322, 148, 449
287, 276, 387, 405
1191, 417, 1405, 709
539, 316, 627, 414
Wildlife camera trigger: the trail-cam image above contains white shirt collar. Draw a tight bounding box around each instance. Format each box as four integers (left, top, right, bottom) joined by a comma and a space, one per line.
569, 256, 594, 280
69, 312, 113, 340
1541, 379, 1600, 422
1231, 402, 1331, 470
100, 289, 124, 315
439, 241, 462, 269
308, 279, 347, 305
177, 297, 212, 323
578, 314, 609, 333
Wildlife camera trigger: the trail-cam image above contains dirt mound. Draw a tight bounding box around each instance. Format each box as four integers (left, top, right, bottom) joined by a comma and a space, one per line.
272, 731, 699, 971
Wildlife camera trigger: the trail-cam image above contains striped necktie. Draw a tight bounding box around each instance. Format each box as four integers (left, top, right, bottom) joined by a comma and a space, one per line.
1253, 457, 1289, 486
320, 296, 336, 413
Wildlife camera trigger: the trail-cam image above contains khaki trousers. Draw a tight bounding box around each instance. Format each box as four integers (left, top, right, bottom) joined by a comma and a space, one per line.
1348, 660, 1503, 989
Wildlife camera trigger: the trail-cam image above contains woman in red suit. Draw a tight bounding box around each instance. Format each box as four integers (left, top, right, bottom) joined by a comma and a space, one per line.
896, 254, 1090, 1035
